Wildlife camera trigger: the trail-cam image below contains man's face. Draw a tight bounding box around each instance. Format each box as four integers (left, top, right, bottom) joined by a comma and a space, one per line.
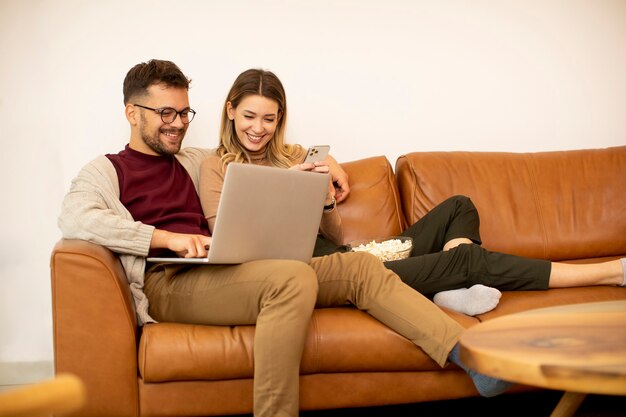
130, 84, 190, 156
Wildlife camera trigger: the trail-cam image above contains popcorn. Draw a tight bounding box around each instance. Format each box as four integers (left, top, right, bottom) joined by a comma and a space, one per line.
349, 238, 412, 262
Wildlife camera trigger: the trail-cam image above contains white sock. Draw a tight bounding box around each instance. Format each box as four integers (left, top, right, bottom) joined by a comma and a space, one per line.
620, 258, 626, 286
433, 284, 502, 316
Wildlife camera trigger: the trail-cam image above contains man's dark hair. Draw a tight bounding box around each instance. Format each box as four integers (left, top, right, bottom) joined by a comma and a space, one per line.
123, 59, 191, 104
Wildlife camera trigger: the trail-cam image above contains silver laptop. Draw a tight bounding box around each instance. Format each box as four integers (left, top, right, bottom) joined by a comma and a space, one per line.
147, 163, 329, 264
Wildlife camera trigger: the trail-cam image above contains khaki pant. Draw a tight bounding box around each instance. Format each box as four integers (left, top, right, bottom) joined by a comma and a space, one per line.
145, 251, 462, 417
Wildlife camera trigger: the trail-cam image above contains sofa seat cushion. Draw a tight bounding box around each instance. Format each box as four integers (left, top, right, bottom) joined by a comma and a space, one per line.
139, 306, 478, 382
477, 286, 626, 322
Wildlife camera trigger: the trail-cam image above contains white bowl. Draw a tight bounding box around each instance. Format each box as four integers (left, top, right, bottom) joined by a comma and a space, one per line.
347, 236, 413, 262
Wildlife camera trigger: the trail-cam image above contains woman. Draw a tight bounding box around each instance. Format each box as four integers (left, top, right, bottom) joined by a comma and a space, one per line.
200, 68, 626, 317
197, 69, 521, 403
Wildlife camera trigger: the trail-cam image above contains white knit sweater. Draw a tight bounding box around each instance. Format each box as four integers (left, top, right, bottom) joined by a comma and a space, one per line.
58, 147, 214, 325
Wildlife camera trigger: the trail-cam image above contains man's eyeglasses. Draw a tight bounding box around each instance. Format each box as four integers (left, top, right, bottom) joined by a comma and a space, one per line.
133, 104, 196, 124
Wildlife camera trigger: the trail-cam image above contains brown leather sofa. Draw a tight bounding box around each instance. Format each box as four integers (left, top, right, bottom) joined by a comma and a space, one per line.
51, 146, 626, 417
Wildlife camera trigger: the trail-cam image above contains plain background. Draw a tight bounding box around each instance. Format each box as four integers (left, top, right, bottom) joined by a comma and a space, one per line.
0, 0, 625, 383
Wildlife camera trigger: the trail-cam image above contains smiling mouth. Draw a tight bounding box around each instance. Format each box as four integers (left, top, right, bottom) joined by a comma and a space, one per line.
246, 133, 264, 144
161, 129, 183, 139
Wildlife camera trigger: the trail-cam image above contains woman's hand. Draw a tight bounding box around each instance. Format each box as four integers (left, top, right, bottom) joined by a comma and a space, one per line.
290, 161, 336, 206
331, 171, 349, 203
290, 160, 330, 174
326, 155, 350, 203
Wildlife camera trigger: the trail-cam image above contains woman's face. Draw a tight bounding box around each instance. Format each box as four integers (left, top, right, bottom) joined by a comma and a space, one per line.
227, 94, 280, 153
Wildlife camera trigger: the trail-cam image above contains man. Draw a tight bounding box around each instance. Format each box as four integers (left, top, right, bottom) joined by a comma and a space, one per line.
58, 59, 509, 417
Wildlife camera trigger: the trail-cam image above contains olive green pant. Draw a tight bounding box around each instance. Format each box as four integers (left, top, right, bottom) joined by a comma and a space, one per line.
145, 251, 463, 417
315, 195, 551, 296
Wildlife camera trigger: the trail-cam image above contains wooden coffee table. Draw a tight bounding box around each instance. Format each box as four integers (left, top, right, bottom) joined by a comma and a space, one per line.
460, 300, 626, 417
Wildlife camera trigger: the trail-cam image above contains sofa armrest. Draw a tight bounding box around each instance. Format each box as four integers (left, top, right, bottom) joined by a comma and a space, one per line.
51, 239, 139, 417
338, 156, 406, 244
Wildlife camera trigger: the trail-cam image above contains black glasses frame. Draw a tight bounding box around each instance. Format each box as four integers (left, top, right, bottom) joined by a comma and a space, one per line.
133, 104, 196, 124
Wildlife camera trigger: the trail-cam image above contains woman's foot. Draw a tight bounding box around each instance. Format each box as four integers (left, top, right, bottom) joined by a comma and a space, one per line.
433, 285, 501, 316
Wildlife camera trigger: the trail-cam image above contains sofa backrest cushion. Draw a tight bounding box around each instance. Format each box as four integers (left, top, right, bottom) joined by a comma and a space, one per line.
395, 146, 626, 261
338, 156, 406, 245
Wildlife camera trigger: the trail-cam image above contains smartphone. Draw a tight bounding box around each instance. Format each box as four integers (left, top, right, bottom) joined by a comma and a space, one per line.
303, 145, 330, 164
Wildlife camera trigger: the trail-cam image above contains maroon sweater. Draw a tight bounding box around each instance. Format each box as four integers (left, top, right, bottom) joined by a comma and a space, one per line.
106, 145, 210, 256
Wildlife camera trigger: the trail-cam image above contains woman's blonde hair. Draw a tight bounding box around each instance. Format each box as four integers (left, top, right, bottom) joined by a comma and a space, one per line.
218, 69, 304, 168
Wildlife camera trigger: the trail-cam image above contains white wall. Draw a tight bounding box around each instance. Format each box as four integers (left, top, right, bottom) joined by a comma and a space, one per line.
1, 0, 625, 382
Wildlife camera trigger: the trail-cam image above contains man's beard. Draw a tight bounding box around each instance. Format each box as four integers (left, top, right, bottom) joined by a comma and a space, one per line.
141, 126, 185, 156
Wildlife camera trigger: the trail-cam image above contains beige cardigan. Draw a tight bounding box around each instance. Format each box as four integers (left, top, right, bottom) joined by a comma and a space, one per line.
58, 147, 214, 325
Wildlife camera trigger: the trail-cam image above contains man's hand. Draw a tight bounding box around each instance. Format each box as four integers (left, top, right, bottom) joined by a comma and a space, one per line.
151, 229, 212, 258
